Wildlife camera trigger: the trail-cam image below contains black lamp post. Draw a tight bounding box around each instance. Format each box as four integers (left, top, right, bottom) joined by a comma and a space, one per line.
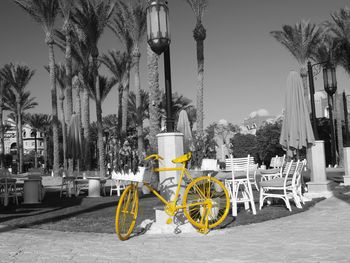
343, 92, 350, 146
146, 0, 174, 132
307, 61, 320, 140
323, 62, 337, 166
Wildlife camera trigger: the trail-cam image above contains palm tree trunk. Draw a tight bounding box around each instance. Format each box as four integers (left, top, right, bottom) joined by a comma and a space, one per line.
17, 99, 23, 173
300, 66, 310, 113
196, 38, 204, 134
133, 51, 144, 153
82, 86, 90, 170
64, 30, 74, 172
48, 42, 60, 176
95, 76, 105, 177
60, 97, 67, 170
43, 135, 48, 171
335, 92, 344, 166
65, 31, 73, 123
121, 64, 131, 135
75, 75, 83, 129
34, 133, 38, 168
0, 104, 4, 168
74, 82, 82, 174
147, 44, 161, 153
117, 83, 123, 135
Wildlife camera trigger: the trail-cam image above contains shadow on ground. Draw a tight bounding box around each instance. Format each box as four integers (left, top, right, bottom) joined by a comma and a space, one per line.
0, 183, 324, 235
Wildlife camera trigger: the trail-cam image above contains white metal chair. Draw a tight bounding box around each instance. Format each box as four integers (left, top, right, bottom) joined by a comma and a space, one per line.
224, 155, 257, 217
270, 154, 286, 169
259, 159, 306, 211
109, 170, 129, 196
260, 155, 287, 181
226, 155, 259, 191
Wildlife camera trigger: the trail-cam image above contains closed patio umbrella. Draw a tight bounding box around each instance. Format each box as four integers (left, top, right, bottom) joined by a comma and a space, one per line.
280, 71, 315, 158
67, 113, 83, 171
176, 110, 192, 153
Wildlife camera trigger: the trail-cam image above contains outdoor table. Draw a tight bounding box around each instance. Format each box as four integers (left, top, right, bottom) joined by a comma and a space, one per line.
86, 177, 102, 197
23, 178, 42, 204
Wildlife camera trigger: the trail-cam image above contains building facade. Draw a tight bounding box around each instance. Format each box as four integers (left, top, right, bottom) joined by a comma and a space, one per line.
3, 122, 44, 156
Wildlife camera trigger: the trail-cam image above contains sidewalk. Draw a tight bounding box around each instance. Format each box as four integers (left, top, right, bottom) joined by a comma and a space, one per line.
0, 193, 350, 262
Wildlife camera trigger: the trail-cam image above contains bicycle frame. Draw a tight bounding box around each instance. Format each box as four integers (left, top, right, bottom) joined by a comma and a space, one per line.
142, 163, 208, 212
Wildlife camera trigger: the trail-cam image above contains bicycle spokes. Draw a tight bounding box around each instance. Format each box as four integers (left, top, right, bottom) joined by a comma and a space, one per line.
183, 176, 230, 231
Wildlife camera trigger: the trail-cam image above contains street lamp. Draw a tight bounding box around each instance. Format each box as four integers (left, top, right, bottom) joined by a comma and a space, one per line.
307, 61, 320, 140
146, 0, 174, 132
323, 62, 337, 166
343, 92, 350, 146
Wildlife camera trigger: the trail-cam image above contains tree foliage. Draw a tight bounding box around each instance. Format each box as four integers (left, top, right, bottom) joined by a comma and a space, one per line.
230, 133, 258, 160
256, 122, 285, 165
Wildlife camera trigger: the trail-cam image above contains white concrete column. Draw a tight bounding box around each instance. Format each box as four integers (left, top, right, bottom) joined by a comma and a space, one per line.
157, 132, 184, 201
343, 147, 350, 185
149, 132, 198, 234
306, 140, 332, 197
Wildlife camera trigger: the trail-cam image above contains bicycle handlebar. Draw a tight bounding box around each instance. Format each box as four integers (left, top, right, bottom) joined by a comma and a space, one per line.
144, 154, 164, 161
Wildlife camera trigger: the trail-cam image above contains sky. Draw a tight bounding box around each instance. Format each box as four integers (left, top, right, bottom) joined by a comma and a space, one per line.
1, 0, 350, 128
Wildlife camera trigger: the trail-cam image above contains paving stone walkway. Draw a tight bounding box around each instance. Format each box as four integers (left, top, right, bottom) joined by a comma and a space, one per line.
0, 194, 350, 262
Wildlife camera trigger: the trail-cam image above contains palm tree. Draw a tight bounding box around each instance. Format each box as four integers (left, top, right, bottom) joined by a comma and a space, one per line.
326, 7, 350, 166
111, 0, 146, 153
54, 26, 90, 134
108, 2, 134, 136
161, 92, 194, 118
58, 0, 74, 124
185, 0, 208, 134
270, 20, 324, 109
0, 63, 35, 173
127, 89, 149, 129
4, 90, 38, 172
99, 50, 130, 134
23, 113, 51, 170
72, 0, 115, 173
23, 113, 49, 168
89, 75, 116, 175
14, 0, 60, 175
45, 63, 68, 170
0, 76, 10, 168
147, 44, 161, 153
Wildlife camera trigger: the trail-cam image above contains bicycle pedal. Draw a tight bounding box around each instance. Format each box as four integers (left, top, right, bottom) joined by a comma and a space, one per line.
198, 228, 209, 235
166, 218, 173, 224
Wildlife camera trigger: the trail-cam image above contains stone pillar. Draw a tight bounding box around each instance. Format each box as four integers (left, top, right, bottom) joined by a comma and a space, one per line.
306, 140, 332, 197
157, 132, 184, 201
149, 132, 198, 234
343, 147, 350, 185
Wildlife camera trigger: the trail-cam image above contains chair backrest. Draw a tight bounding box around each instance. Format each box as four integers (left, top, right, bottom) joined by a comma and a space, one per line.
225, 155, 255, 172
225, 155, 257, 180
291, 159, 306, 187
283, 160, 305, 187
201, 159, 218, 171
270, 155, 286, 169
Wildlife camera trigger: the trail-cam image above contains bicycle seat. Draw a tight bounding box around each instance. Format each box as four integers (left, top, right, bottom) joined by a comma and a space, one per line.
172, 152, 192, 164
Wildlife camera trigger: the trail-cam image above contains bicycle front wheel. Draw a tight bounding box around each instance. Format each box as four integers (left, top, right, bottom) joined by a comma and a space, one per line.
115, 184, 139, 241
183, 176, 230, 230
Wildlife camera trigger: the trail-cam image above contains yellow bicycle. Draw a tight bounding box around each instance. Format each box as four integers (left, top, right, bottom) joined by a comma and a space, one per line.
115, 152, 230, 241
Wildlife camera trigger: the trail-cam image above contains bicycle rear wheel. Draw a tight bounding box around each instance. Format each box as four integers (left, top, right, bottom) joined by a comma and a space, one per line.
183, 176, 230, 230
115, 183, 139, 241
